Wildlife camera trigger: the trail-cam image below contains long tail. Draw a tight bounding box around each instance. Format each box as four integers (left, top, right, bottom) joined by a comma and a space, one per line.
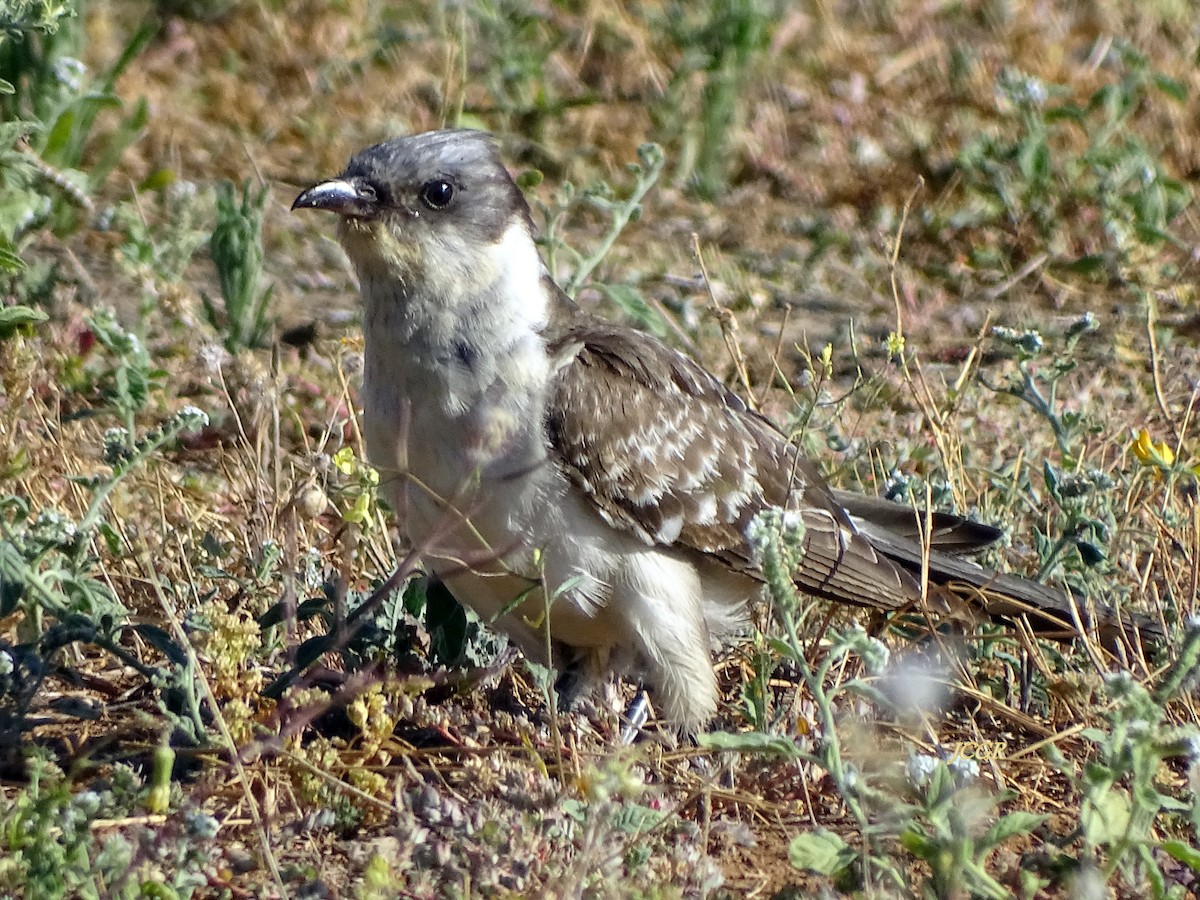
839, 496, 1164, 646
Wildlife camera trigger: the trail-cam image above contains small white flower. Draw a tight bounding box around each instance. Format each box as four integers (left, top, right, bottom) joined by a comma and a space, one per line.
176, 406, 210, 430
906, 753, 940, 787
73, 791, 102, 816
167, 180, 199, 204
860, 636, 891, 675
947, 755, 979, 781
184, 810, 219, 839
199, 342, 231, 374
991, 325, 1043, 355
52, 57, 87, 92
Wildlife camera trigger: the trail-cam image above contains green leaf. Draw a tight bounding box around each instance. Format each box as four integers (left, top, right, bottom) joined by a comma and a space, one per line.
295, 632, 336, 669
982, 811, 1046, 848
1160, 839, 1200, 871
138, 168, 176, 192
1075, 540, 1106, 566
766, 635, 799, 661
258, 596, 329, 629
101, 21, 156, 92
561, 797, 587, 822
0, 304, 47, 338
97, 521, 121, 555
1017, 135, 1049, 184
788, 829, 855, 876
611, 804, 666, 835
1045, 103, 1085, 123
1059, 254, 1107, 276
1081, 790, 1131, 844
596, 283, 667, 337
1153, 74, 1188, 102
401, 575, 429, 617
261, 670, 296, 700
1042, 461, 1060, 500
900, 826, 935, 858
425, 577, 468, 665
88, 95, 148, 189
0, 574, 24, 617
696, 730, 803, 756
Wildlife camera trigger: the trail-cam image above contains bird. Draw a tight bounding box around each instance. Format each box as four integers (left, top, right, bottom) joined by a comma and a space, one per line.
292, 129, 1154, 730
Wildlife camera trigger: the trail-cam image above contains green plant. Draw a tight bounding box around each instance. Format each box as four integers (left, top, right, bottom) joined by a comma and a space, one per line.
84, 308, 164, 444
985, 315, 1099, 459
1044, 624, 1200, 895
980, 316, 1129, 590
260, 570, 498, 701
0, 301, 46, 338
0, 750, 136, 897
0, 1, 74, 40
954, 47, 1190, 271
0, 406, 207, 741
202, 178, 274, 352
711, 507, 911, 892
434, 0, 565, 135
115, 178, 208, 326
785, 753, 1051, 898
896, 762, 1047, 899
718, 498, 1199, 897
0, 6, 152, 240
533, 142, 669, 336
0, 750, 218, 898
649, 0, 777, 198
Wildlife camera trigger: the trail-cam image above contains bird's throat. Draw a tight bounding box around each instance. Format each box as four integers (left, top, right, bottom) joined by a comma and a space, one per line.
356, 231, 556, 508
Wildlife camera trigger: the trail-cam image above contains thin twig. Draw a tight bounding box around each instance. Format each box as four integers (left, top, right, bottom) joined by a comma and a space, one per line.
1145, 292, 1171, 419
691, 233, 757, 408
888, 177, 924, 344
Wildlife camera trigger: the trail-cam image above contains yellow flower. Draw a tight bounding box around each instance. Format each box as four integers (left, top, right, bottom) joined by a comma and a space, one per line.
1131, 429, 1175, 468
345, 490, 373, 525
332, 446, 356, 475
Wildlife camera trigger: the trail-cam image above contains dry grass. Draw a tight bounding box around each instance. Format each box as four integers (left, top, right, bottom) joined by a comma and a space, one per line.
3, 0, 1200, 896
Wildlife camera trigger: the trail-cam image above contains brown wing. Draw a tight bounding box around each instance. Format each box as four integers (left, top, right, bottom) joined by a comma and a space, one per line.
544, 315, 1161, 645
545, 319, 923, 611
543, 298, 1159, 646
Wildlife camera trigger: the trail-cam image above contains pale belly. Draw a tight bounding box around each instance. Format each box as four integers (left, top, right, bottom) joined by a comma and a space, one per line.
362, 379, 630, 659
360, 361, 757, 726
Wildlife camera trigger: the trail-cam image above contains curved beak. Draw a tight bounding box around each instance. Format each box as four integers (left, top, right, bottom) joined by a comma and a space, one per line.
292, 178, 375, 217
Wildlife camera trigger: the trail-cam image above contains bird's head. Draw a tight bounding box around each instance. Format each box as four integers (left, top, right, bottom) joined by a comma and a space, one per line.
293, 129, 543, 316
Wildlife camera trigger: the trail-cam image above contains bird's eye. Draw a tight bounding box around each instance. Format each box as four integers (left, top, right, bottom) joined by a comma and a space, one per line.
419, 179, 455, 210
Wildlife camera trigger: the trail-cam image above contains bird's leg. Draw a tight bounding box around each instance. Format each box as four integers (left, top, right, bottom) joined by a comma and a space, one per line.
553, 650, 588, 713
620, 686, 651, 744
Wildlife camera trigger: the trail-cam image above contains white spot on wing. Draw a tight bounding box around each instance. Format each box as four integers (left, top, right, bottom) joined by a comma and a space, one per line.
657, 512, 684, 544
692, 493, 718, 524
